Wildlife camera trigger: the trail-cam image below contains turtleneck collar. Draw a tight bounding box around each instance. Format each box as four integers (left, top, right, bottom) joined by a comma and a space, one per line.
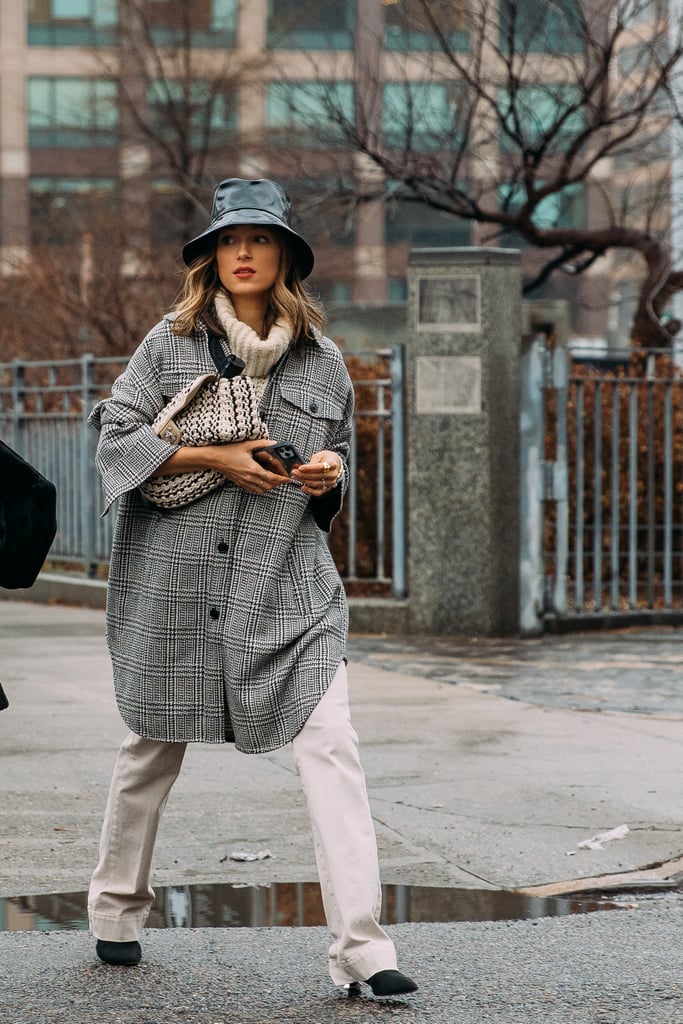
213, 290, 292, 388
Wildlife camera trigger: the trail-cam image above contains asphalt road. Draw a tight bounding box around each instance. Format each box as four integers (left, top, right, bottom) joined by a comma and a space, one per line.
2, 600, 683, 1022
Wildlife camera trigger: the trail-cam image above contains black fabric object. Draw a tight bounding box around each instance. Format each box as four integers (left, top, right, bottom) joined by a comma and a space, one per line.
0, 439, 57, 589
0, 682, 8, 711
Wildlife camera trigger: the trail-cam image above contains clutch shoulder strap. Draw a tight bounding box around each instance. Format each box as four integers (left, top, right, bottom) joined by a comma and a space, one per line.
208, 333, 246, 379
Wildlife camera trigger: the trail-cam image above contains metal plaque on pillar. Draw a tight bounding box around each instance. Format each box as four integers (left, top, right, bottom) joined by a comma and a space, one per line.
416, 275, 481, 332
416, 355, 482, 414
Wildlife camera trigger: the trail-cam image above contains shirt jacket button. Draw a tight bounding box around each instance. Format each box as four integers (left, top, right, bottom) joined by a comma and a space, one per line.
209, 607, 220, 620
217, 542, 229, 553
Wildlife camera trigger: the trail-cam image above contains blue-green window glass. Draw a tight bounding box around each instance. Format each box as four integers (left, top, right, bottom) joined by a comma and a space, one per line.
499, 0, 584, 55
385, 0, 468, 51
29, 177, 116, 244
28, 0, 117, 45
268, 0, 354, 50
28, 78, 118, 147
500, 85, 584, 154
383, 82, 463, 151
146, 0, 237, 47
388, 279, 408, 303
385, 194, 471, 247
211, 0, 236, 32
267, 82, 354, 148
327, 282, 352, 303
53, 0, 90, 15
497, 181, 584, 245
148, 81, 236, 148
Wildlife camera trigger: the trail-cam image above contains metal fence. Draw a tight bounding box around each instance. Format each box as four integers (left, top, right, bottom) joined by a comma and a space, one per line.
0, 348, 406, 598
523, 339, 683, 626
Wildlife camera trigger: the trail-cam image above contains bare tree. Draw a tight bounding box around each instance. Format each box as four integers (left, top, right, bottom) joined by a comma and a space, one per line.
2, 0, 262, 360
110, 0, 262, 245
0, 225, 169, 360
295, 0, 683, 346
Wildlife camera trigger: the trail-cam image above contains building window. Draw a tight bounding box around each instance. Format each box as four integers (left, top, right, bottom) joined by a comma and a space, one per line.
267, 82, 354, 148
144, 0, 237, 48
28, 0, 118, 46
498, 0, 584, 55
267, 0, 354, 50
28, 0, 237, 47
317, 280, 352, 304
497, 181, 584, 246
384, 0, 468, 51
385, 194, 472, 248
28, 78, 118, 147
388, 278, 408, 303
29, 177, 117, 244
150, 181, 190, 246
499, 84, 584, 154
148, 80, 237, 148
382, 81, 463, 151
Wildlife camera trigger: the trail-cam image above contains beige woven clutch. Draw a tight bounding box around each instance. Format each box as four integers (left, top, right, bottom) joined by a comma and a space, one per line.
140, 356, 268, 509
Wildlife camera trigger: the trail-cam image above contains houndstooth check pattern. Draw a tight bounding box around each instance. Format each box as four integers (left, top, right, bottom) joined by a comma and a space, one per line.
90, 316, 353, 753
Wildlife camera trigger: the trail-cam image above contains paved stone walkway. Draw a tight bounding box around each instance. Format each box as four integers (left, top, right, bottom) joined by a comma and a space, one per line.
350, 627, 683, 715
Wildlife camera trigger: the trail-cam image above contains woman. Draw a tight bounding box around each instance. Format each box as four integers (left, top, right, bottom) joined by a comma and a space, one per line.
87, 178, 417, 999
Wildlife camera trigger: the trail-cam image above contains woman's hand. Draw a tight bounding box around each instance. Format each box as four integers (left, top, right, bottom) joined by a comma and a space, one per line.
151, 439, 289, 495
291, 449, 343, 497
211, 440, 294, 493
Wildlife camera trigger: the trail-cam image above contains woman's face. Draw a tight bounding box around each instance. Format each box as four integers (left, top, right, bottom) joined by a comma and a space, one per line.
215, 225, 282, 300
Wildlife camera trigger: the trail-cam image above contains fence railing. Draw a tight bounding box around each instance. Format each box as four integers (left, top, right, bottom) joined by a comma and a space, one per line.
538, 343, 683, 620
0, 348, 406, 598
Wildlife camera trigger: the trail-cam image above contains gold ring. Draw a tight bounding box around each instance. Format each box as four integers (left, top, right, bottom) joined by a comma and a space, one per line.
321, 461, 331, 476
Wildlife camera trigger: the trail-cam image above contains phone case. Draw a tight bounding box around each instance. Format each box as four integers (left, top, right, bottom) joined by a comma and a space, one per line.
253, 442, 304, 476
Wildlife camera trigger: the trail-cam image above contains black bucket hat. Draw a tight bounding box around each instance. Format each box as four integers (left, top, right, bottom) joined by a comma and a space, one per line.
182, 177, 314, 278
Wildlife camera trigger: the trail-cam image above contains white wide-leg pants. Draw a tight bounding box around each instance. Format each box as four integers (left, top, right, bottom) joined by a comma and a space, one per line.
88, 664, 398, 984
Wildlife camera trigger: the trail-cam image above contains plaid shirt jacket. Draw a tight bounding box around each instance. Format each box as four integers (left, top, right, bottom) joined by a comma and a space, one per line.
90, 316, 353, 753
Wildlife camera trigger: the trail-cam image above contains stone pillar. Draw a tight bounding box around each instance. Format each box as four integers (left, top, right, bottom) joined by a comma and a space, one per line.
405, 247, 522, 635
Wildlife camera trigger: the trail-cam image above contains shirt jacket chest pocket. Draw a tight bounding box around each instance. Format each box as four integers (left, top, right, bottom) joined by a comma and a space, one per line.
274, 383, 345, 458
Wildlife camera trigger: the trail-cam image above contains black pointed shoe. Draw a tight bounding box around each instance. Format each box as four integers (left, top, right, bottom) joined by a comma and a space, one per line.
366, 970, 418, 996
96, 939, 142, 966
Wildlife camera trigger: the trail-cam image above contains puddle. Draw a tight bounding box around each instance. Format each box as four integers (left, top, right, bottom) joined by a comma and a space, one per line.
0, 882, 625, 933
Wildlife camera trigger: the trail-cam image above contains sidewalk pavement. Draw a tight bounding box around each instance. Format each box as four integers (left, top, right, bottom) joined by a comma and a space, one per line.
1, 598, 683, 1023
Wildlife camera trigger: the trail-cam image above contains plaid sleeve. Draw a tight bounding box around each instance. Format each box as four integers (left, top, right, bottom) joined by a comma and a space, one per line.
89, 329, 181, 513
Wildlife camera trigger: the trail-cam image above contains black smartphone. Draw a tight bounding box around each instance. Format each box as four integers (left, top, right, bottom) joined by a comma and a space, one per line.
252, 442, 305, 477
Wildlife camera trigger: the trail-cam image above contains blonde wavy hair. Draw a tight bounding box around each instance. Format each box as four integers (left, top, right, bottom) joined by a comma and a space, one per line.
171, 229, 325, 344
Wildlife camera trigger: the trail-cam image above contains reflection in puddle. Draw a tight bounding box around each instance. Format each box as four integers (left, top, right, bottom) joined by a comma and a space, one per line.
0, 882, 622, 933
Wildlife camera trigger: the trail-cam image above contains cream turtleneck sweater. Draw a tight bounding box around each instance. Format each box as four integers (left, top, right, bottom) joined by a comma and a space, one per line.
213, 290, 291, 402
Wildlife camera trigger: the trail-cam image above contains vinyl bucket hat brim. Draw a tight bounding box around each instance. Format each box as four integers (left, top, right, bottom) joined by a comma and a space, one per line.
182, 177, 314, 279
